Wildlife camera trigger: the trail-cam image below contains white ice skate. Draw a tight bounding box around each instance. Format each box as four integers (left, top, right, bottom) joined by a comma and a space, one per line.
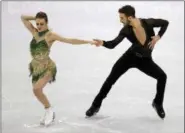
40, 112, 46, 125
44, 108, 55, 126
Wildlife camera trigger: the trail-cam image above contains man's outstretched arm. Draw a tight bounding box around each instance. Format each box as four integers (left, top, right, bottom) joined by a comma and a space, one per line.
103, 32, 126, 49
94, 28, 126, 49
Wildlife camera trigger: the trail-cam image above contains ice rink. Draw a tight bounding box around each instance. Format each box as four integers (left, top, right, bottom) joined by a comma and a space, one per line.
2, 1, 184, 133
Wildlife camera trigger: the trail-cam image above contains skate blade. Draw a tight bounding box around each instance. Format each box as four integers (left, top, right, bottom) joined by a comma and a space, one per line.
24, 119, 63, 128
24, 123, 44, 128
86, 114, 111, 121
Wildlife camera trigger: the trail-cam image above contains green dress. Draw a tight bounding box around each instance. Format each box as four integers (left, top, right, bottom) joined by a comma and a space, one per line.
29, 30, 57, 84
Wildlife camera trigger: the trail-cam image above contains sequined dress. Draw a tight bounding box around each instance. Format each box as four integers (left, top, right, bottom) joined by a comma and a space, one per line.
29, 30, 57, 83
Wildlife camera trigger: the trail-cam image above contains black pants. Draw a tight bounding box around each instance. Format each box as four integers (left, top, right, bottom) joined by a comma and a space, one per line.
92, 50, 167, 107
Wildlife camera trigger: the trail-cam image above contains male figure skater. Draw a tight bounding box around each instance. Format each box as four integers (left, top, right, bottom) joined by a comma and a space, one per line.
86, 5, 169, 119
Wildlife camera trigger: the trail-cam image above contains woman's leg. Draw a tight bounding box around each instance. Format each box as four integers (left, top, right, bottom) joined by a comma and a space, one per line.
32, 72, 55, 125
32, 72, 52, 108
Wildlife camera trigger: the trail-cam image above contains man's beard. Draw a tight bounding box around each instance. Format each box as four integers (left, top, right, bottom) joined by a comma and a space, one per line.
126, 19, 131, 25
123, 19, 131, 26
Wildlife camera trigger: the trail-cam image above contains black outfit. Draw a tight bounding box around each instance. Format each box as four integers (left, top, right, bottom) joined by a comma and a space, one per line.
86, 18, 169, 119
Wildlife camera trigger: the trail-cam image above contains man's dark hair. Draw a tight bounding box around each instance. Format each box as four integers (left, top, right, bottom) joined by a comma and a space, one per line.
118, 5, 135, 17
35, 11, 48, 23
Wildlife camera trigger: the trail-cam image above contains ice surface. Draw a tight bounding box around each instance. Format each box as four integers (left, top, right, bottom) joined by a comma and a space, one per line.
2, 1, 184, 133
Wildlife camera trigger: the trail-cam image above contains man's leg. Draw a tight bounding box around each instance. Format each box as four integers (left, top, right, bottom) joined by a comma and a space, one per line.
136, 57, 167, 119
86, 53, 133, 117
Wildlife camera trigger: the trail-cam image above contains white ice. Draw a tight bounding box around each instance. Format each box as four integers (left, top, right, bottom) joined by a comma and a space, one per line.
2, 1, 184, 133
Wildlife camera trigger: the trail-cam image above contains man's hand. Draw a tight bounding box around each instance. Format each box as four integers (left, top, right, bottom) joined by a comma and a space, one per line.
93, 39, 104, 47
148, 35, 160, 49
88, 40, 97, 45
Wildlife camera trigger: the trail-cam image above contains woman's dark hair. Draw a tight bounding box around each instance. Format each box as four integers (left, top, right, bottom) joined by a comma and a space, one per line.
118, 5, 135, 17
35, 11, 48, 23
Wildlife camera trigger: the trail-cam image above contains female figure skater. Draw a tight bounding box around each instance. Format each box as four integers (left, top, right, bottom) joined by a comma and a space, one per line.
21, 11, 95, 126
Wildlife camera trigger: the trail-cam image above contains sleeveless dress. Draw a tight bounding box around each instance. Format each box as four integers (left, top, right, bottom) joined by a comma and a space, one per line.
29, 30, 57, 83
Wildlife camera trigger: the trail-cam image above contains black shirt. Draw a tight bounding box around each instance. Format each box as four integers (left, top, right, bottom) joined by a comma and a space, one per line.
103, 18, 169, 57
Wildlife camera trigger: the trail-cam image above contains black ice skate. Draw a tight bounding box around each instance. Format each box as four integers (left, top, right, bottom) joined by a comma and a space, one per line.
152, 100, 166, 119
